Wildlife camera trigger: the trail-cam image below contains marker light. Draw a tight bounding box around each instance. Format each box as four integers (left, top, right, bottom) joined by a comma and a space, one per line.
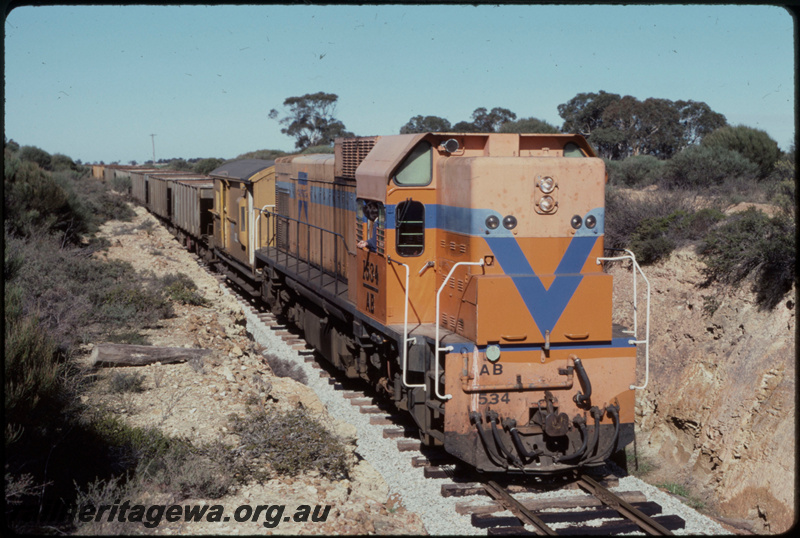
485, 215, 500, 229
503, 215, 517, 229
539, 176, 556, 194
585, 215, 597, 229
571, 215, 583, 229
486, 345, 501, 362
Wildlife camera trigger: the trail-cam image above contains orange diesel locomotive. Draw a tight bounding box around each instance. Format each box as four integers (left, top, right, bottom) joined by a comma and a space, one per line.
253, 132, 645, 473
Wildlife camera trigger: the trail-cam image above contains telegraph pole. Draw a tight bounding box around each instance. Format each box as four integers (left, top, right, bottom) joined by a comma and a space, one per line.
150, 134, 157, 165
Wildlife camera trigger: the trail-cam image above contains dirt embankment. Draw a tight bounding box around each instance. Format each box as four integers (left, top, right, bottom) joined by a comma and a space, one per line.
80, 205, 426, 535
609, 246, 795, 533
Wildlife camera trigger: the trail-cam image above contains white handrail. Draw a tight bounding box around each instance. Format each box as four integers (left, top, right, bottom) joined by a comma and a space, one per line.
597, 249, 651, 390
434, 259, 485, 400
388, 258, 422, 389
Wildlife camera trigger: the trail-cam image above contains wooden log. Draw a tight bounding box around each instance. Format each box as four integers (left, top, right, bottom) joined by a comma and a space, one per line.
91, 343, 211, 367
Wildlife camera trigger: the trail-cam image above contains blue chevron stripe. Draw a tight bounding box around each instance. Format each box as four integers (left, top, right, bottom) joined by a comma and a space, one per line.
485, 236, 597, 335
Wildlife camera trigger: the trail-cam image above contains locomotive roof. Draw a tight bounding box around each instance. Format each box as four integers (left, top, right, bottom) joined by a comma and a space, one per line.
209, 159, 275, 182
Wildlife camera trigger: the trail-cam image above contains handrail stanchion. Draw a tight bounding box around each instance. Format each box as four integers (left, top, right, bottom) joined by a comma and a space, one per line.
435, 259, 485, 400
254, 205, 276, 251
388, 257, 423, 389
597, 249, 651, 390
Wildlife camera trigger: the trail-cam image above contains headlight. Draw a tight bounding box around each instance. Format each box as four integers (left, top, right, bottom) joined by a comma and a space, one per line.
538, 176, 555, 194
539, 196, 555, 213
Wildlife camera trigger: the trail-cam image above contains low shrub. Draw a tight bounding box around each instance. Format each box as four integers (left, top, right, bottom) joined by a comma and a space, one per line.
659, 145, 759, 190
109, 372, 146, 394
605, 154, 663, 187
6, 231, 175, 352
700, 207, 795, 309
606, 189, 727, 265
101, 285, 174, 327
264, 353, 307, 384
4, 284, 65, 432
109, 173, 132, 195
231, 408, 350, 480
161, 272, 209, 306
193, 157, 225, 175
604, 186, 693, 253
105, 331, 150, 345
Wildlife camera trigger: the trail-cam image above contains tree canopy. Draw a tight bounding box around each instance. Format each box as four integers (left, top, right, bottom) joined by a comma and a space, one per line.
499, 117, 560, 134
557, 91, 728, 160
400, 107, 519, 134
392, 92, 775, 165
269, 92, 354, 150
400, 115, 452, 134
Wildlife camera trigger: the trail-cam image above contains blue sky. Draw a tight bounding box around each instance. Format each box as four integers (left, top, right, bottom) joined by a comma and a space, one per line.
4, 4, 795, 164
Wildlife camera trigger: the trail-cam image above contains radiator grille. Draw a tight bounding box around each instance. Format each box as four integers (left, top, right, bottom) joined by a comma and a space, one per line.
336, 137, 378, 179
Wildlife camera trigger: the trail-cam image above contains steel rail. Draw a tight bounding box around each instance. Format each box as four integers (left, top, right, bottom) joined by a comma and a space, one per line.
483, 480, 558, 536
576, 474, 673, 535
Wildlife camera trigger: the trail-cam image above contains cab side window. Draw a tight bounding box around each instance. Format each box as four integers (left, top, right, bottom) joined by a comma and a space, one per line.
394, 141, 432, 186
396, 200, 424, 257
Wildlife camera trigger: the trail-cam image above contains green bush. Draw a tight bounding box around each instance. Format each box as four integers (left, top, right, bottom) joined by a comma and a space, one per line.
629, 213, 681, 265
605, 154, 663, 187
702, 125, 780, 179
700, 207, 795, 309
232, 408, 350, 480
4, 154, 85, 241
18, 145, 53, 170
162, 272, 210, 306
101, 285, 173, 327
628, 209, 724, 265
235, 149, 288, 160
109, 372, 146, 394
193, 157, 225, 175
604, 186, 693, 252
4, 284, 64, 431
6, 232, 173, 350
301, 145, 335, 154
166, 158, 193, 171
659, 145, 758, 190
673, 208, 727, 240
109, 173, 132, 194
51, 153, 81, 172
5, 152, 131, 244
606, 188, 726, 265
264, 353, 307, 384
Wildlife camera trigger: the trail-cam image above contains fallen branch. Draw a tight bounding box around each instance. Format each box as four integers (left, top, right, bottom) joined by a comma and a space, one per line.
91, 343, 211, 367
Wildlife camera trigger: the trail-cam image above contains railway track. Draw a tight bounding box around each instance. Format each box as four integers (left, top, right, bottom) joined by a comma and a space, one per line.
206, 263, 689, 536
476, 475, 684, 535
